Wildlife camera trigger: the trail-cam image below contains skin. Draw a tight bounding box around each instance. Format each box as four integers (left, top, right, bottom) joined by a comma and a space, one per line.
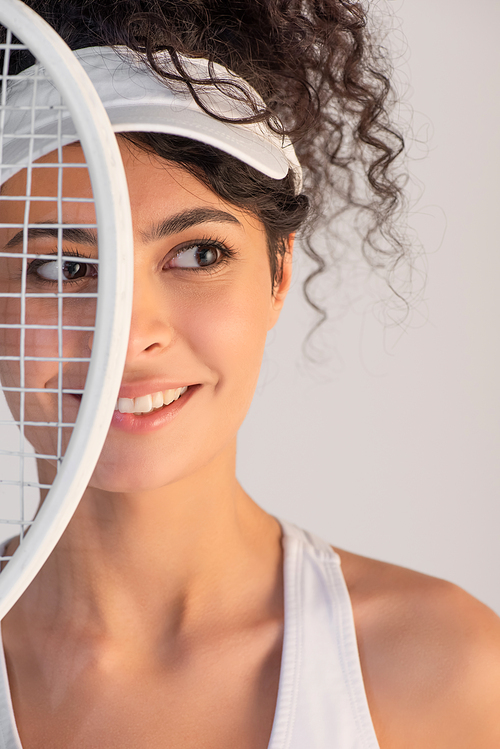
0, 141, 500, 748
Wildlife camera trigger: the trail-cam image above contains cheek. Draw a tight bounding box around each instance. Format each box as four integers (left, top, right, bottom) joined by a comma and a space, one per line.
0, 296, 94, 387
0, 327, 60, 388
0, 318, 89, 459
179, 272, 272, 403
0, 328, 63, 450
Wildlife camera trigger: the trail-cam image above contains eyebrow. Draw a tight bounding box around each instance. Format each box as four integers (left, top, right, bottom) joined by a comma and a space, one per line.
140, 208, 242, 243
3, 226, 97, 251
2, 208, 242, 251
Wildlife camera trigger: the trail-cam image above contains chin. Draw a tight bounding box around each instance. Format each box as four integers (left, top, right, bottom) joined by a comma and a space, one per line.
87, 447, 213, 495
88, 464, 180, 495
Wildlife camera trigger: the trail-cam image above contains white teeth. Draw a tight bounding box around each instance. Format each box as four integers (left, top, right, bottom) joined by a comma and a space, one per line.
134, 394, 153, 414
163, 388, 177, 406
117, 397, 135, 414
116, 386, 189, 414
152, 391, 163, 410
163, 386, 188, 406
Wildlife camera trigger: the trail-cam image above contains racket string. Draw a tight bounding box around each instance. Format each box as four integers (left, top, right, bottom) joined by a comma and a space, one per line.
0, 38, 98, 552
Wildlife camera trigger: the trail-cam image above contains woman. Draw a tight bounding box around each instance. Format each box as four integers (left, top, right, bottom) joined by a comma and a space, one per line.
0, 1, 499, 747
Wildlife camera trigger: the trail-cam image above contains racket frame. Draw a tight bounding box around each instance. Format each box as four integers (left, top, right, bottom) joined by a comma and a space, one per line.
0, 0, 133, 618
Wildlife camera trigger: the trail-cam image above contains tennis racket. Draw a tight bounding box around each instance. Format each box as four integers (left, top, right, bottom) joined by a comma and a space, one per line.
0, 0, 133, 619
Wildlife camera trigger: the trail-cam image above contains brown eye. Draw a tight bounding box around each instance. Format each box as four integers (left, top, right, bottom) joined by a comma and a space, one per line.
169, 244, 221, 269
33, 258, 97, 281
62, 261, 89, 280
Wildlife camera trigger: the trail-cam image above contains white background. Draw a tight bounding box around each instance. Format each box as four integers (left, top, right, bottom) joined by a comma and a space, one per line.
238, 0, 500, 614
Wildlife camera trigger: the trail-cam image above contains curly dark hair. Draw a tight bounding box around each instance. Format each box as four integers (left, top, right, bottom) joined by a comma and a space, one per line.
3, 0, 407, 324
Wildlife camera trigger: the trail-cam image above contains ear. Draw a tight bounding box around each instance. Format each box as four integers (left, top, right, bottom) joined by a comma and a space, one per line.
268, 233, 295, 330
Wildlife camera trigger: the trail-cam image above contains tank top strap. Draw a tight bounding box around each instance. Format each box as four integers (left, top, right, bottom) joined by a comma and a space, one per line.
268, 519, 380, 749
278, 519, 341, 559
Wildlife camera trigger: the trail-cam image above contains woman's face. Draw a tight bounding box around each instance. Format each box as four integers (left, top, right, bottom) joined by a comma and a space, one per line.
0, 141, 291, 492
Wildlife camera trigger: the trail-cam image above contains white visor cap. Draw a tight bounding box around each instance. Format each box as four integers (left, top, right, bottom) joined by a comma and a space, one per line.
1, 45, 303, 191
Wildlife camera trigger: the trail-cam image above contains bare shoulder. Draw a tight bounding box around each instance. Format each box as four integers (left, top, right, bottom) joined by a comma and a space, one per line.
334, 547, 500, 749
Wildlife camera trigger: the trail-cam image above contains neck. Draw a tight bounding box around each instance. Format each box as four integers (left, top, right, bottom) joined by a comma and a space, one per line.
7, 441, 283, 649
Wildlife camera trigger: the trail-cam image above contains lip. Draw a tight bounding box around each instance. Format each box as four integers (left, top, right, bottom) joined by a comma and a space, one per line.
110, 383, 199, 434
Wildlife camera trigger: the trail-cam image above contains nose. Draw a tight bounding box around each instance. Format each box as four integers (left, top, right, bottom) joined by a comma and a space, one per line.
87, 272, 174, 358
125, 273, 174, 360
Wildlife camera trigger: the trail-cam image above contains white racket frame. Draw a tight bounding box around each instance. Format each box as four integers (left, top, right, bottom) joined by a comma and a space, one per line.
0, 0, 133, 618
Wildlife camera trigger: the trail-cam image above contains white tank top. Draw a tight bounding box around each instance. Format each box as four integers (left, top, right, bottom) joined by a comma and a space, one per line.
0, 520, 380, 748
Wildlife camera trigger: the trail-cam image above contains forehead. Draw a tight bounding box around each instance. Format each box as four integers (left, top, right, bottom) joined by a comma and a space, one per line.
0, 141, 264, 239
1, 143, 90, 197
0, 144, 92, 232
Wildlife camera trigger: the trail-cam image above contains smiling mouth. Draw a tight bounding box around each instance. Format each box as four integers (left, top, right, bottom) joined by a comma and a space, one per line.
114, 386, 189, 415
